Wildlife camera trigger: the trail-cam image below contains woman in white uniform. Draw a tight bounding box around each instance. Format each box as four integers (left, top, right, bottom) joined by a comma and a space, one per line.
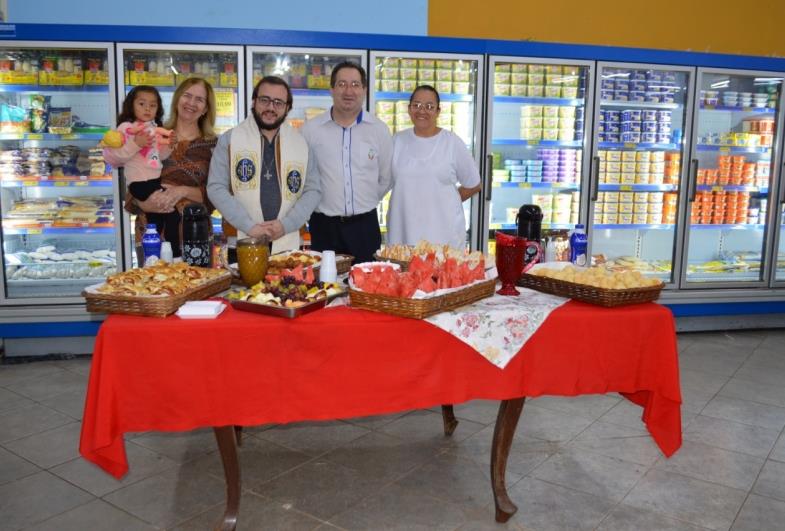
386, 85, 482, 249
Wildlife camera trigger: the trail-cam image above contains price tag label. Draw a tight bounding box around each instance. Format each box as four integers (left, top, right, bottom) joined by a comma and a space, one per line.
711, 186, 723, 192
27, 133, 43, 140
521, 183, 532, 189
719, 147, 730, 154
27, 228, 42, 235
55, 181, 69, 187
624, 142, 636, 149
62, 134, 77, 140
527, 140, 540, 146
214, 90, 236, 118
620, 185, 633, 191
74, 181, 89, 187
23, 180, 36, 186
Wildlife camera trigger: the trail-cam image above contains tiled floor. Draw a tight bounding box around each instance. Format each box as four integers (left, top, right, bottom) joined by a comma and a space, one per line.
1, 329, 784, 530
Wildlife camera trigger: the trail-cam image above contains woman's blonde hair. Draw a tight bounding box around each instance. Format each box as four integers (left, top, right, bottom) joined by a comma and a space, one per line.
164, 77, 216, 139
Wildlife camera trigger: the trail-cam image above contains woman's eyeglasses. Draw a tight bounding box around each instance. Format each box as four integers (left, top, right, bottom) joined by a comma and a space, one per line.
409, 102, 438, 112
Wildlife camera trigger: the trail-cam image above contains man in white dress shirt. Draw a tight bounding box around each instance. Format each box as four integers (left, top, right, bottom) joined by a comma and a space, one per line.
301, 62, 393, 264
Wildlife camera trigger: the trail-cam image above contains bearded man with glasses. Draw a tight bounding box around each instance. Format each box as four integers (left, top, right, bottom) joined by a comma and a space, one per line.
302, 61, 393, 264
208, 76, 321, 253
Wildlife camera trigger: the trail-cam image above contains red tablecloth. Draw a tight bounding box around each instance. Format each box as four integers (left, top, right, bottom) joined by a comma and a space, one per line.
80, 300, 681, 479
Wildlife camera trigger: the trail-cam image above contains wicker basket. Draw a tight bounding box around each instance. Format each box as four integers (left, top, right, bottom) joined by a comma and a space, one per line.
335, 254, 354, 274
517, 273, 664, 307
349, 278, 496, 319
372, 254, 410, 271
83, 272, 232, 317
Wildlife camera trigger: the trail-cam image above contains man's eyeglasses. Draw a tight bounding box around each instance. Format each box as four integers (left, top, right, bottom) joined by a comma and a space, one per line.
409, 102, 438, 112
335, 80, 364, 90
256, 96, 287, 110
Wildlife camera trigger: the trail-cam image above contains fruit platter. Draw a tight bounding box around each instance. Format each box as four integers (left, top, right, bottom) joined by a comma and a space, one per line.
225, 265, 345, 318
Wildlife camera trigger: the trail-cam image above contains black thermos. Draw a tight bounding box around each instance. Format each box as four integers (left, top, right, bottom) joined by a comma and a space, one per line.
516, 204, 543, 241
182, 203, 212, 267
516, 204, 543, 266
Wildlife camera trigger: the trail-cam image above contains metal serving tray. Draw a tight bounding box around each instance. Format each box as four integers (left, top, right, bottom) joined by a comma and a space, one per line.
226, 290, 345, 319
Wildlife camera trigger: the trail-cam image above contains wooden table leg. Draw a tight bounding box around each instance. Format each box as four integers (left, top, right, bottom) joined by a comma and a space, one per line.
441, 404, 459, 436
490, 397, 525, 523
213, 426, 240, 531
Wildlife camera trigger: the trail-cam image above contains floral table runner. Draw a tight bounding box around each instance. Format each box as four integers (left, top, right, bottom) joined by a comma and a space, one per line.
424, 288, 568, 368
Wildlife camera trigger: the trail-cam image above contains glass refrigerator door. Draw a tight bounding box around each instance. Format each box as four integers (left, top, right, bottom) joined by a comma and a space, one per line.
369, 51, 483, 250
682, 69, 784, 287
589, 63, 693, 284
117, 43, 244, 267
487, 57, 593, 257
247, 46, 366, 129
0, 42, 120, 303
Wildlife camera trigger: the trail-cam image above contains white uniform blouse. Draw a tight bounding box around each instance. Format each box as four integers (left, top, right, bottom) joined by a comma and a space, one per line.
387, 128, 481, 249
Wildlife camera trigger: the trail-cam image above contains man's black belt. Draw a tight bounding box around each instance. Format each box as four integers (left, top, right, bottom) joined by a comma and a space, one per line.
315, 209, 377, 223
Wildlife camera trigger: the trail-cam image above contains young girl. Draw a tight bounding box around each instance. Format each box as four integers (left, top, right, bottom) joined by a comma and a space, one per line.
103, 86, 178, 255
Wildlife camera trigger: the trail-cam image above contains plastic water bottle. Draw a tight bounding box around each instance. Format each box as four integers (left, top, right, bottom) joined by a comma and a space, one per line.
569, 224, 588, 266
141, 224, 161, 265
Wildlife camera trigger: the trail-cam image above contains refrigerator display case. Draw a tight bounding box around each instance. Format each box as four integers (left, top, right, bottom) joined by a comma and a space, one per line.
247, 46, 366, 129
116, 43, 244, 266
486, 57, 593, 256
369, 51, 483, 249
588, 63, 694, 285
0, 41, 120, 303
682, 69, 784, 287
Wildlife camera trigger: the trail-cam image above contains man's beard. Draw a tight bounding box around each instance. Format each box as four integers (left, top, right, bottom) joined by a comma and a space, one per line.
253, 109, 287, 131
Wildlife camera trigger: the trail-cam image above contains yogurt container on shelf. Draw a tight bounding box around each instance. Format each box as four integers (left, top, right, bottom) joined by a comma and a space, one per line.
528, 64, 545, 74
621, 132, 641, 143
529, 73, 545, 85
631, 71, 646, 81
417, 69, 435, 82
642, 121, 658, 133
605, 110, 621, 122
641, 132, 657, 143
559, 106, 576, 118
621, 109, 642, 121
394, 100, 409, 112
561, 87, 578, 98
545, 85, 561, 97
527, 85, 545, 97
510, 84, 526, 96
453, 70, 471, 82
521, 105, 543, 117
510, 73, 527, 84
380, 80, 400, 92
400, 79, 417, 92
614, 90, 629, 101
632, 213, 649, 224
376, 101, 395, 114
628, 91, 645, 102
400, 58, 417, 68
603, 213, 619, 224
600, 89, 614, 100
380, 66, 399, 79
417, 59, 435, 68
510, 63, 527, 73
399, 68, 417, 80
621, 121, 641, 133
601, 79, 615, 90
606, 133, 621, 142
656, 133, 671, 144
495, 84, 510, 96
435, 81, 452, 94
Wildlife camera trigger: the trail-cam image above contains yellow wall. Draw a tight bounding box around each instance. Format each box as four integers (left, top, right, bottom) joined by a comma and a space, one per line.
429, 0, 785, 58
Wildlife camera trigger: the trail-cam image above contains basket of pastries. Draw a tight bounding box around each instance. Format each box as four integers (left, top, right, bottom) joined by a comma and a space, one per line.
350, 246, 495, 319
82, 261, 232, 317
518, 263, 664, 307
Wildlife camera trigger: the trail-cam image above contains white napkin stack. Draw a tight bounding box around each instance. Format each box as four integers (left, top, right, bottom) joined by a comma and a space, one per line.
176, 300, 226, 319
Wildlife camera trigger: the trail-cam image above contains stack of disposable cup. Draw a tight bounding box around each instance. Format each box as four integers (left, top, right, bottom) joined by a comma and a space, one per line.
319, 250, 337, 283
